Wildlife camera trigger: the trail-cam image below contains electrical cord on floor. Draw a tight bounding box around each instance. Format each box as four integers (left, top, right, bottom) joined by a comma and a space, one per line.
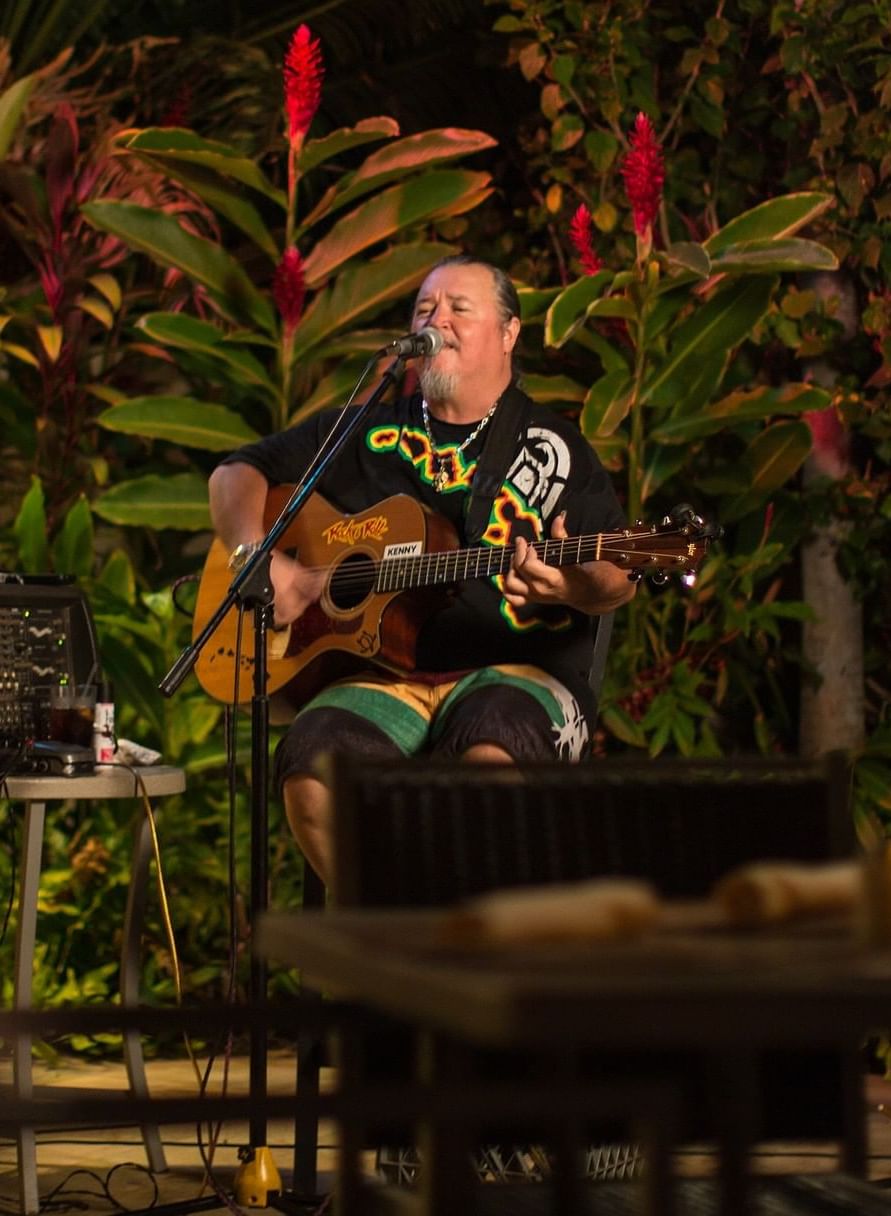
16, 1163, 163, 1213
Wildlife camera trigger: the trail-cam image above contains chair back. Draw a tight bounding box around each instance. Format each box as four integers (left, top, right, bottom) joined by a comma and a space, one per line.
329, 752, 853, 909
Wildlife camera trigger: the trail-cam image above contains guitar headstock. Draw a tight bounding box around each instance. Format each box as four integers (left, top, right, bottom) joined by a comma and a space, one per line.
608, 505, 721, 585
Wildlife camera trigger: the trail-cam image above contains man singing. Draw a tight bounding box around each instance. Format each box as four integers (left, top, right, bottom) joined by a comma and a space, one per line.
209, 255, 635, 881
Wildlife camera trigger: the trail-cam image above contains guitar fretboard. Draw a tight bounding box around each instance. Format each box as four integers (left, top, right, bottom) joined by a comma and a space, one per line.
370, 529, 686, 594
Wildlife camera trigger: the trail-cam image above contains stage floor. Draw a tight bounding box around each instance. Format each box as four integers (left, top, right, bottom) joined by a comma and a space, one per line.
2, 1053, 891, 1213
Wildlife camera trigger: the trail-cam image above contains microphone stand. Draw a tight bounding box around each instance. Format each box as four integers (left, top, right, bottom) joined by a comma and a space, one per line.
158, 353, 406, 1210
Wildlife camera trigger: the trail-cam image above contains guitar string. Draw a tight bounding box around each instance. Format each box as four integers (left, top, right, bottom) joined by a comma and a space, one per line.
285, 530, 703, 592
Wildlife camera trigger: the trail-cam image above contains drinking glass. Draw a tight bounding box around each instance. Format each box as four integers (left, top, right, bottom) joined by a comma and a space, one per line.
48, 685, 96, 748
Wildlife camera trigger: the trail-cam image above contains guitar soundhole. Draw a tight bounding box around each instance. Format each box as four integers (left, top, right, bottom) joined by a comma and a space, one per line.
328, 552, 376, 611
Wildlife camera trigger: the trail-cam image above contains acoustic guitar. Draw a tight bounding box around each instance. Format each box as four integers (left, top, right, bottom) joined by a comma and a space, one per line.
192, 489, 716, 711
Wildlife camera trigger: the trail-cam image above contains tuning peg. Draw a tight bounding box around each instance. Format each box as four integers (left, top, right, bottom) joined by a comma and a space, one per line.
650, 570, 670, 586
669, 503, 699, 526
681, 570, 698, 588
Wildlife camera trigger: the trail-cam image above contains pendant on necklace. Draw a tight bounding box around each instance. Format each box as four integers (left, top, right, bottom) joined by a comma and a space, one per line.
433, 464, 449, 493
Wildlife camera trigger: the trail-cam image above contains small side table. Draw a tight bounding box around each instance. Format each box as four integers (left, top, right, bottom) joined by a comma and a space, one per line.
2, 764, 186, 1215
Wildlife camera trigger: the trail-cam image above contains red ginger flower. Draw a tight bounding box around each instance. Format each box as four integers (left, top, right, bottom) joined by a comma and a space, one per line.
621, 112, 664, 237
568, 204, 603, 275
284, 24, 324, 143
273, 247, 306, 334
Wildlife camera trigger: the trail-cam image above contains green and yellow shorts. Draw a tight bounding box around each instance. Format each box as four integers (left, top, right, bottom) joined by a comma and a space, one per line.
274, 664, 591, 789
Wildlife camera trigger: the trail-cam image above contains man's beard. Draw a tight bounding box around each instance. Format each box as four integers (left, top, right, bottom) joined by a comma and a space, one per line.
418, 363, 458, 403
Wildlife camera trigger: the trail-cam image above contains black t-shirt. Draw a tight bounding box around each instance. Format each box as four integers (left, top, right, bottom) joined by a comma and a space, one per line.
219, 388, 625, 719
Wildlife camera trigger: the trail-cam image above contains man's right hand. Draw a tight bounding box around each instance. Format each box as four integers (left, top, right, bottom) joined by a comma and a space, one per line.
269, 551, 326, 627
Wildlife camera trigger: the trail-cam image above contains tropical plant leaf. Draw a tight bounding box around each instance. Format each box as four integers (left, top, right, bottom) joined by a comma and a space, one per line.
99, 632, 164, 736
544, 272, 613, 348
709, 238, 838, 274
291, 356, 387, 423
0, 73, 37, 159
659, 349, 728, 423
521, 373, 587, 406
80, 201, 276, 333
301, 171, 491, 288
721, 421, 813, 521
137, 313, 279, 396
299, 117, 401, 174
88, 274, 121, 311
97, 549, 136, 604
581, 370, 634, 438
127, 153, 280, 261
424, 180, 494, 222
586, 432, 626, 470
97, 397, 261, 450
600, 704, 647, 748
704, 192, 834, 255
639, 446, 688, 504
644, 277, 776, 405
292, 242, 457, 359
13, 476, 48, 573
92, 473, 210, 529
586, 297, 636, 320
574, 327, 629, 375
113, 127, 286, 207
316, 328, 405, 357
517, 285, 562, 322
664, 241, 711, 278
0, 340, 39, 367
652, 383, 831, 443
299, 128, 497, 230
51, 496, 94, 578
78, 298, 114, 328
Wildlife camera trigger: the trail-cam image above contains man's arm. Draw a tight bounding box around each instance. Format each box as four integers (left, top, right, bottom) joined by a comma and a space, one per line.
208, 462, 270, 550
208, 462, 324, 625
502, 512, 637, 615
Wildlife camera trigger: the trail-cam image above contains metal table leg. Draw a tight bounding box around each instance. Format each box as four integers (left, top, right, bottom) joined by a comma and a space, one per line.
121, 807, 167, 1173
13, 799, 46, 1216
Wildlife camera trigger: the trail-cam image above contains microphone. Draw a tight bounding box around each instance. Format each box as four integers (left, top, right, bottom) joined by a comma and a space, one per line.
381, 326, 444, 358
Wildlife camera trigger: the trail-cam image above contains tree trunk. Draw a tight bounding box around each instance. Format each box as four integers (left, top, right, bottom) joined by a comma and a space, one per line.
799, 272, 864, 758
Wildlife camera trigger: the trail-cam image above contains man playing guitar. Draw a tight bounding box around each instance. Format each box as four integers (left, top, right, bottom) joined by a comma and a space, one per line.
208, 255, 636, 882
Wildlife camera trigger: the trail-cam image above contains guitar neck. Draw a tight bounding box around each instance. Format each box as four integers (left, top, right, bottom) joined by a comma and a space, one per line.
373, 531, 659, 594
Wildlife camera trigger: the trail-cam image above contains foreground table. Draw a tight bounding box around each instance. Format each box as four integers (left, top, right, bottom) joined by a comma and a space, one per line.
258, 907, 891, 1215
2, 764, 186, 1215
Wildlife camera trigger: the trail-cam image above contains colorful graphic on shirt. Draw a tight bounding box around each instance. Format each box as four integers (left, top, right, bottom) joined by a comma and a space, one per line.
366, 421, 573, 635
366, 424, 474, 494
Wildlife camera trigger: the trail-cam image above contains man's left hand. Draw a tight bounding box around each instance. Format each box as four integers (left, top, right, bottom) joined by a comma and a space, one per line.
501, 513, 636, 615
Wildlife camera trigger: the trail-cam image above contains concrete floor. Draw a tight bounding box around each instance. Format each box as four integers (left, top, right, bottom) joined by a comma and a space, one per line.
3, 1052, 891, 1214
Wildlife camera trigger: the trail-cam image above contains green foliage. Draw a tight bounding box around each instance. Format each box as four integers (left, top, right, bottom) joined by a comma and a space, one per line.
0, 31, 497, 1038
488, 0, 891, 817
77, 121, 494, 523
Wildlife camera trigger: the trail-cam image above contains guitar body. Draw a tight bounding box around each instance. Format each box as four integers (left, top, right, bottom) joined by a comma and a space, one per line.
193, 491, 459, 712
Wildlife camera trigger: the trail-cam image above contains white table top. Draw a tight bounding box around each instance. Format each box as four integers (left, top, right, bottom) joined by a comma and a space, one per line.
1, 764, 186, 801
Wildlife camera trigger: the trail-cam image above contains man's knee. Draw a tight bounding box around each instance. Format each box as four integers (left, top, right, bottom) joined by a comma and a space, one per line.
461, 742, 514, 764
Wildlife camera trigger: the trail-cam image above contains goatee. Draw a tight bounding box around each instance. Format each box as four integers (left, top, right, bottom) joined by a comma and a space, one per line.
419, 364, 458, 403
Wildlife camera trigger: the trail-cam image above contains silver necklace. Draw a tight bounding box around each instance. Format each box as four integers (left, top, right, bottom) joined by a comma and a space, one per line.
421, 398, 498, 493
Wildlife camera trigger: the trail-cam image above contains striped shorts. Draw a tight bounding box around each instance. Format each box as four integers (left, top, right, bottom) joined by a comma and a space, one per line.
274, 664, 591, 790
